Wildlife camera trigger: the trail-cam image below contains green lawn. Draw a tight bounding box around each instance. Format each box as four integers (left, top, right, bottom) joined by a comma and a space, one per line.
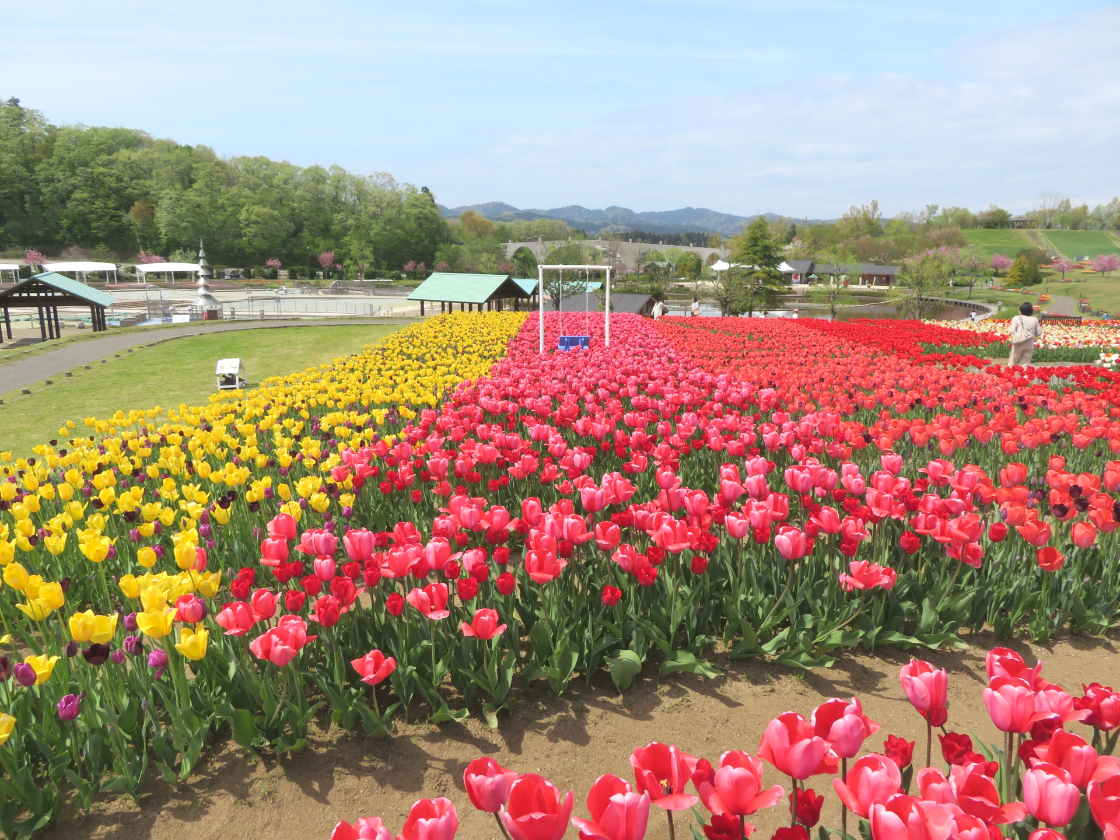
1040, 230, 1120, 259
962, 229, 1037, 261
0, 324, 404, 456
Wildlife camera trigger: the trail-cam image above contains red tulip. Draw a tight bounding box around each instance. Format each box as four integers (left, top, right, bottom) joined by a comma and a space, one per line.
986, 648, 1048, 688
697, 750, 784, 817
899, 659, 948, 727
174, 594, 205, 624
1024, 763, 1081, 827
526, 546, 568, 584
406, 583, 450, 620
838, 561, 897, 593
833, 754, 901, 818
899, 532, 921, 555
1072, 521, 1098, 549
501, 773, 574, 840
351, 649, 396, 686
1078, 683, 1120, 731
463, 756, 518, 813
261, 536, 290, 567
570, 774, 650, 840
883, 736, 914, 769
268, 512, 298, 541
595, 521, 621, 551
949, 761, 1027, 824
759, 712, 839, 780
630, 742, 700, 810
460, 608, 507, 640
397, 797, 458, 840
868, 795, 954, 840
250, 588, 276, 620
1037, 547, 1066, 572
984, 676, 1037, 733
330, 817, 391, 840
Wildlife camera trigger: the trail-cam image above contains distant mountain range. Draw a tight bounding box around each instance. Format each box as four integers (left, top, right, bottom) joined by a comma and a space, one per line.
436, 202, 818, 236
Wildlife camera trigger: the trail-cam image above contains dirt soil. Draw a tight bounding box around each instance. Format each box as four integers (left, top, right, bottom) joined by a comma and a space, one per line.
46, 633, 1120, 840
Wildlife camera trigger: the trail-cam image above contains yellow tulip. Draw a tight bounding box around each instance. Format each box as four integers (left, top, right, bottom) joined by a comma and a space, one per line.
119, 574, 142, 599
91, 613, 117, 644
23, 654, 59, 685
173, 541, 198, 571
23, 575, 42, 599
137, 546, 157, 568
4, 563, 28, 591
57, 482, 74, 502
15, 599, 54, 621
195, 570, 222, 598
79, 535, 113, 563
135, 607, 175, 639
210, 504, 230, 525
138, 522, 156, 538
174, 625, 209, 661
43, 533, 67, 556
139, 586, 168, 612
37, 582, 64, 611
69, 609, 97, 642
0, 540, 13, 567
0, 713, 15, 746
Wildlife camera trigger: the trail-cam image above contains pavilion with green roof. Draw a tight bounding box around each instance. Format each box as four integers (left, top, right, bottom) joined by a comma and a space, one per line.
407, 273, 534, 316
0, 272, 116, 344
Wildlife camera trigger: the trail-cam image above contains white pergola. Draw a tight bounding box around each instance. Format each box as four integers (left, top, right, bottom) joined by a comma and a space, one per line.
133, 262, 202, 282
0, 264, 19, 284
42, 261, 118, 282
537, 263, 612, 353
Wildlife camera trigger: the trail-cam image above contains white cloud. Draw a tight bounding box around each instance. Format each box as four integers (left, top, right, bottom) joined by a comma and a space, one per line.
455, 6, 1120, 215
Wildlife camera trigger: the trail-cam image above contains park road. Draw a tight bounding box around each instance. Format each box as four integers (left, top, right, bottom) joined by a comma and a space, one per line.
0, 318, 416, 396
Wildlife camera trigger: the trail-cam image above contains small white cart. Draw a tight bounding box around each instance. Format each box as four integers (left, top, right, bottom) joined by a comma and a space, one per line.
216, 358, 247, 390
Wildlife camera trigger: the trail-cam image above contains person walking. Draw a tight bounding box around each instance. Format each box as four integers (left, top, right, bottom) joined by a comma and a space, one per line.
652, 299, 666, 319
689, 296, 700, 317
1008, 302, 1041, 366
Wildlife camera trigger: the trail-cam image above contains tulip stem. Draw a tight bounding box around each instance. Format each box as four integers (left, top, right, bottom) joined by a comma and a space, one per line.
926, 720, 932, 769
762, 562, 795, 631
791, 776, 798, 827
667, 810, 676, 840
494, 812, 514, 840
741, 814, 748, 840
841, 757, 849, 839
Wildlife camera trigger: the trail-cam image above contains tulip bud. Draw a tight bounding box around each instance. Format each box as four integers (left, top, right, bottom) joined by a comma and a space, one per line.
111, 650, 127, 665
13, 662, 35, 687
57, 694, 81, 721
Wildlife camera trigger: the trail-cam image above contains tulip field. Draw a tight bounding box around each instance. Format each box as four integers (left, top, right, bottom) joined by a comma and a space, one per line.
5, 310, 1120, 837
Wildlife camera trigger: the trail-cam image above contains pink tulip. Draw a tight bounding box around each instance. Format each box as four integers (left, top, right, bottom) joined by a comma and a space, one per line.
834, 755, 901, 818
396, 797, 458, 840
406, 584, 450, 620
1032, 730, 1103, 788
758, 712, 839, 780
330, 817, 391, 840
464, 756, 518, 813
314, 555, 337, 581
250, 588, 277, 620
697, 750, 784, 817
526, 548, 568, 584
1023, 764, 1081, 827
571, 774, 650, 840
267, 512, 298, 540
812, 697, 879, 758
630, 742, 700, 810
215, 602, 258, 636
869, 795, 954, 840
343, 528, 378, 563
350, 649, 396, 686
501, 773, 574, 840
774, 526, 812, 561
423, 538, 452, 572
460, 608, 507, 641
1089, 774, 1120, 833
297, 528, 337, 556
983, 676, 1037, 733
249, 616, 310, 666
899, 659, 948, 727
950, 762, 1027, 824
595, 521, 621, 551
725, 512, 751, 540
985, 648, 1047, 689
260, 536, 289, 567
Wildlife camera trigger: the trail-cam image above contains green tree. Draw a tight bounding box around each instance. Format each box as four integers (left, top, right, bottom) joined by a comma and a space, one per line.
676, 251, 702, 281
239, 204, 292, 258
542, 242, 589, 312
729, 217, 786, 315
899, 250, 952, 317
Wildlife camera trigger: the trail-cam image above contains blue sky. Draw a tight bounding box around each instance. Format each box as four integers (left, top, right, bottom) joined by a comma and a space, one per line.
4, 1, 1119, 217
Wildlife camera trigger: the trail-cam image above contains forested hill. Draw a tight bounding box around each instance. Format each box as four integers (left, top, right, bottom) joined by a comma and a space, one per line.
0, 98, 447, 269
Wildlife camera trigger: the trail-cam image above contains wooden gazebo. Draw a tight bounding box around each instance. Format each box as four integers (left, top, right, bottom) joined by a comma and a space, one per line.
0, 272, 116, 344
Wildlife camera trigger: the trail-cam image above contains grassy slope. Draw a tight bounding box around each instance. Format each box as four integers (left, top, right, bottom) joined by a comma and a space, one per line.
0, 324, 403, 456
1043, 230, 1120, 259
961, 229, 1036, 261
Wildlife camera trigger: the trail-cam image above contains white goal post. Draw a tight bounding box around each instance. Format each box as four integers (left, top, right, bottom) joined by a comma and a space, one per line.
537, 263, 613, 354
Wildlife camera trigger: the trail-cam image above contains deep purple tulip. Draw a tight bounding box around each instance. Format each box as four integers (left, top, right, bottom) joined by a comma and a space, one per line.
0, 656, 10, 681
83, 644, 111, 666
124, 635, 143, 656
64, 641, 79, 658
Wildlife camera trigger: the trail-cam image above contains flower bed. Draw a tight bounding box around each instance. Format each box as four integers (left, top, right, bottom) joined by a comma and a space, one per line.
4, 311, 1120, 833
331, 649, 1120, 840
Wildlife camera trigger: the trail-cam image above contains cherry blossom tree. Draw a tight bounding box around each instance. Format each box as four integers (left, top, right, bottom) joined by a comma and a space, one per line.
23, 248, 45, 269
1092, 254, 1120, 276
137, 249, 166, 264
1054, 257, 1075, 278
265, 258, 282, 269
990, 253, 1013, 276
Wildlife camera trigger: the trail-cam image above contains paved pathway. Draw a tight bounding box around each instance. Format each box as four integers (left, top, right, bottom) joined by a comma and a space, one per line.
1045, 294, 1080, 316
0, 319, 414, 395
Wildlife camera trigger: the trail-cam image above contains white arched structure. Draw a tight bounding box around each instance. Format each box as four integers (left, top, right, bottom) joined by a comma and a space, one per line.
537, 263, 612, 354
41, 261, 119, 282
0, 264, 19, 284
134, 263, 202, 282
